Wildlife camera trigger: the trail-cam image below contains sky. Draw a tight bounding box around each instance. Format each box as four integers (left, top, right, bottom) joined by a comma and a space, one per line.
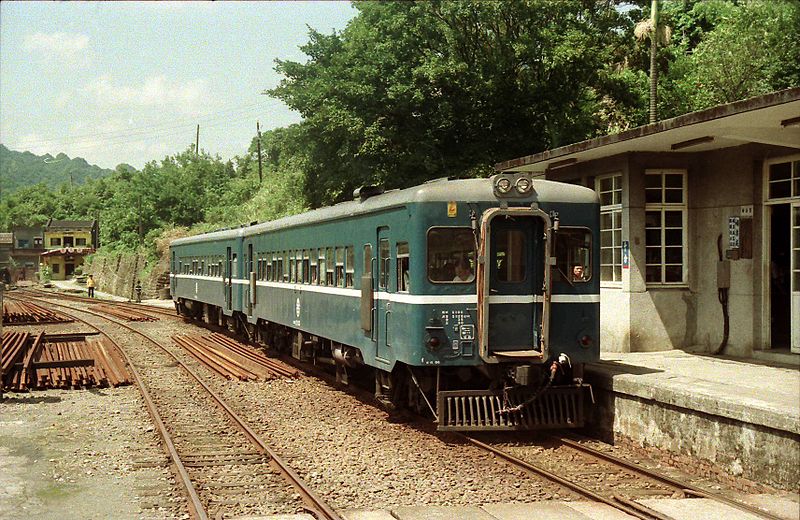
0, 1, 357, 170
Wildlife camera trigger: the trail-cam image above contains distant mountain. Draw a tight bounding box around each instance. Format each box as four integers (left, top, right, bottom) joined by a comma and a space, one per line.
0, 144, 115, 194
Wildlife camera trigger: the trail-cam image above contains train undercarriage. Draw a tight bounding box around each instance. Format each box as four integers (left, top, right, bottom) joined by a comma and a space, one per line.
176, 298, 590, 431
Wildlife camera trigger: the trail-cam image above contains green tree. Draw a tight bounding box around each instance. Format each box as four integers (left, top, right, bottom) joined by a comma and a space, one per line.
269, 0, 635, 207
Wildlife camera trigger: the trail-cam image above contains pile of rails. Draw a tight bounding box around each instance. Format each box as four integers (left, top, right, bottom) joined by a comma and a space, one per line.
3, 300, 73, 325
172, 332, 299, 381
95, 304, 158, 322
1, 331, 131, 391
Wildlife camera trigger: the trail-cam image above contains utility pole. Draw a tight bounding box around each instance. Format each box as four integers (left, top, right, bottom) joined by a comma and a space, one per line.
137, 195, 143, 246
195, 124, 200, 156
649, 0, 659, 124
256, 121, 263, 185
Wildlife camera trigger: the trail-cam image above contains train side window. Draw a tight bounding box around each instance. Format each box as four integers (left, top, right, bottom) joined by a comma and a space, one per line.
326, 247, 335, 286
379, 239, 390, 289
310, 249, 318, 284
397, 242, 410, 292
427, 227, 476, 283
231, 254, 238, 278
363, 244, 372, 277
319, 250, 327, 286
345, 246, 354, 287
335, 247, 345, 287
302, 250, 310, 284
554, 228, 592, 283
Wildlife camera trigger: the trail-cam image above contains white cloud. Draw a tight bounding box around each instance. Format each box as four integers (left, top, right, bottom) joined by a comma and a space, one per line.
24, 32, 90, 64
86, 75, 208, 114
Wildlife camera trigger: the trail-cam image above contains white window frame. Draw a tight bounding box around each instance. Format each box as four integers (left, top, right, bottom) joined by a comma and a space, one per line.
644, 169, 688, 286
596, 172, 623, 286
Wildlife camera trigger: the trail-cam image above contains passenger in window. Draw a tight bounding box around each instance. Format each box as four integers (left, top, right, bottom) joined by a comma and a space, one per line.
453, 259, 474, 282
572, 264, 587, 282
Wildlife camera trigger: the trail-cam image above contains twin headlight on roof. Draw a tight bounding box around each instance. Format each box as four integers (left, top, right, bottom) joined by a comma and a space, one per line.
492, 173, 534, 197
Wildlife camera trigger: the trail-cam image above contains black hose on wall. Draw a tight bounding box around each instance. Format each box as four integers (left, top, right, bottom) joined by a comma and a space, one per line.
713, 234, 729, 355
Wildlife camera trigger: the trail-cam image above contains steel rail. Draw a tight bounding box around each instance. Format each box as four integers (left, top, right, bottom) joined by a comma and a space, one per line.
17, 293, 342, 520
557, 433, 786, 520
5, 293, 207, 520
461, 435, 672, 520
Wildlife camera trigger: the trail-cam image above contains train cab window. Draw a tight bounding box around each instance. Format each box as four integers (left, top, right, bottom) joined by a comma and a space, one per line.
335, 247, 345, 287
326, 248, 334, 286
554, 228, 592, 283
310, 249, 318, 284
427, 227, 476, 283
345, 246, 355, 287
494, 229, 526, 282
397, 242, 410, 292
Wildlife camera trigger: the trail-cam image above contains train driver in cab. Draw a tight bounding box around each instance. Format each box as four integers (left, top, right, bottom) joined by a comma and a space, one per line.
572, 263, 587, 282
453, 258, 474, 282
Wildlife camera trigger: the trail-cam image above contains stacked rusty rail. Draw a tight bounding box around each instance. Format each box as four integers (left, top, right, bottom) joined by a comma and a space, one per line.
172, 332, 299, 381
1, 331, 131, 391
95, 304, 158, 322
3, 300, 73, 325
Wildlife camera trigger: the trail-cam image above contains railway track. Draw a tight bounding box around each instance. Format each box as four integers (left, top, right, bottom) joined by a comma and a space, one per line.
13, 288, 787, 520
463, 432, 784, 520
10, 293, 341, 520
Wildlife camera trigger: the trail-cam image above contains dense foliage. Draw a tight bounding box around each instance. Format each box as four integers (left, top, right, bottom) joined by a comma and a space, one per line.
1, 0, 797, 260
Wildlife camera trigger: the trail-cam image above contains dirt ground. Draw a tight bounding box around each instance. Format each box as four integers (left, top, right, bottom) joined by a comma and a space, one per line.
0, 386, 182, 520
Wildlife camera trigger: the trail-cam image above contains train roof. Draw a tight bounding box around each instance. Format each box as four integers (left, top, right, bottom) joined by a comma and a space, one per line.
172, 177, 597, 246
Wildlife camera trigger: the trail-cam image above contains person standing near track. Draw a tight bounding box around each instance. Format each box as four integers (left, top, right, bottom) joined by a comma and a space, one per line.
87, 274, 96, 298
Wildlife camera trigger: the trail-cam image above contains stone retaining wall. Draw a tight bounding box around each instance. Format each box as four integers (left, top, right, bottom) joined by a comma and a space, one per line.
83, 251, 169, 300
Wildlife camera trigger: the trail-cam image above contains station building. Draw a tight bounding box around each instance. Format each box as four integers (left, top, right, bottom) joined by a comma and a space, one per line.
40, 219, 98, 280
496, 88, 800, 361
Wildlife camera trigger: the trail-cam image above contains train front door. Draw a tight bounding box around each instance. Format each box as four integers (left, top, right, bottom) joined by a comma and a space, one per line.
375, 227, 392, 363
487, 215, 542, 356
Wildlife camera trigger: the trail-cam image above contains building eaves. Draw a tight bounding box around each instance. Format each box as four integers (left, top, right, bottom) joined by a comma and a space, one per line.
495, 87, 800, 174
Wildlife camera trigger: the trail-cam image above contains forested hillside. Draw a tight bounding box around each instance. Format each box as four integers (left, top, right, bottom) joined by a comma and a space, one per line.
0, 0, 798, 263
0, 144, 117, 195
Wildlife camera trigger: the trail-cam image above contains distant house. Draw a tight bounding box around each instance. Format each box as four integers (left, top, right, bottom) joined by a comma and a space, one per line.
11, 226, 45, 281
0, 233, 12, 280
40, 219, 98, 280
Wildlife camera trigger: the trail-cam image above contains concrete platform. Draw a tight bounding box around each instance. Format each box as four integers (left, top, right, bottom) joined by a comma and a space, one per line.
585, 350, 800, 490
252, 495, 799, 520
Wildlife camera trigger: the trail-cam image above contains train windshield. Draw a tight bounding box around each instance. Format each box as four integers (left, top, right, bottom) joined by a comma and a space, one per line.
554, 227, 592, 283
427, 227, 476, 283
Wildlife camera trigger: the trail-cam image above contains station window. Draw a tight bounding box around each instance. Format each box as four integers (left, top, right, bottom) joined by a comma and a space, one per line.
427, 227, 476, 283
645, 170, 686, 284
50, 237, 61, 247
345, 246, 355, 287
596, 173, 623, 283
554, 228, 592, 283
75, 238, 86, 246
52, 263, 60, 274
326, 247, 334, 286
310, 249, 318, 284
397, 242, 410, 292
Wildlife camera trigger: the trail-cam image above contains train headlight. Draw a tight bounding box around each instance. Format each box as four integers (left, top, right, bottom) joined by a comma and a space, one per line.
496, 177, 512, 194
515, 177, 532, 194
